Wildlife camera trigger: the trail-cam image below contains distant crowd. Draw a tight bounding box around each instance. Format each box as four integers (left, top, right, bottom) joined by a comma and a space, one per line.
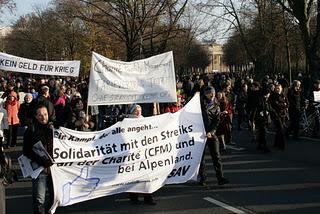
0, 71, 318, 149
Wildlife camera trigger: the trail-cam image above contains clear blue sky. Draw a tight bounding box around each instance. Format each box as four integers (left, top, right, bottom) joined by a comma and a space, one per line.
1, 0, 52, 26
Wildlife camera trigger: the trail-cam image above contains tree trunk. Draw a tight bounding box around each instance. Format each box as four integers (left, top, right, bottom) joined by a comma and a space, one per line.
310, 0, 320, 79
283, 7, 292, 84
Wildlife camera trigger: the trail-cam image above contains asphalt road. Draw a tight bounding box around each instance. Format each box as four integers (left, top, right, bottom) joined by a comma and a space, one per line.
4, 128, 320, 214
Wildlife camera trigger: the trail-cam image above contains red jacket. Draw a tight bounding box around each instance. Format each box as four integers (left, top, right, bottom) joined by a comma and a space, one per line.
5, 91, 20, 125
165, 104, 182, 113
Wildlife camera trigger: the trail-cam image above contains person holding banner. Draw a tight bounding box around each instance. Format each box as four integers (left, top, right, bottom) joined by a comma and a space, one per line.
127, 104, 156, 205
199, 87, 229, 186
23, 105, 54, 214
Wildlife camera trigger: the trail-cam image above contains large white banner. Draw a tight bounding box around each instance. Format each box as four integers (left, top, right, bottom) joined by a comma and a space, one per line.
50, 94, 205, 213
0, 52, 80, 77
87, 51, 177, 105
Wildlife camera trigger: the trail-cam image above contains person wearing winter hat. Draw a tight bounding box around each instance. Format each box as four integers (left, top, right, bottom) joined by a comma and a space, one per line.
127, 104, 156, 205
128, 104, 141, 117
199, 86, 229, 186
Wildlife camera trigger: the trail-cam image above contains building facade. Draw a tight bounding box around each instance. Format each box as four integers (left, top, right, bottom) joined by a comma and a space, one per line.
203, 43, 228, 73
0, 27, 12, 51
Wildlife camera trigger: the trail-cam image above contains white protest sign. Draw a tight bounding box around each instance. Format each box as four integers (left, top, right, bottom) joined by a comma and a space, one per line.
87, 51, 177, 105
0, 52, 80, 77
314, 91, 320, 102
17, 155, 44, 179
49, 94, 205, 213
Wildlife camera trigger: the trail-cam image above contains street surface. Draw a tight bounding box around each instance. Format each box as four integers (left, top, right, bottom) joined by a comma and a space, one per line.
5, 127, 320, 214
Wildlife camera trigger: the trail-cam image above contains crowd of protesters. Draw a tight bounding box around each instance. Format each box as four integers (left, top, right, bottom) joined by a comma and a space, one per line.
176, 72, 320, 154
0, 70, 320, 162
0, 71, 319, 213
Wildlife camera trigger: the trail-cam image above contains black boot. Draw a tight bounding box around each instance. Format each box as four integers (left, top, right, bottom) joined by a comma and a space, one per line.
217, 177, 229, 185
144, 194, 156, 205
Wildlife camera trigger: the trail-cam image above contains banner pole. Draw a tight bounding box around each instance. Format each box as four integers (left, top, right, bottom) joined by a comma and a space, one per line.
86, 52, 94, 122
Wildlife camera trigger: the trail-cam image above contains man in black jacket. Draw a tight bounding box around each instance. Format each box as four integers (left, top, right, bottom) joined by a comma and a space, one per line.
251, 89, 272, 153
286, 80, 302, 139
23, 105, 54, 214
36, 85, 56, 124
199, 87, 229, 186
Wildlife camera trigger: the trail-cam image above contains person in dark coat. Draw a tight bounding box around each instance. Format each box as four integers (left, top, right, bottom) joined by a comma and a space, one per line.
247, 81, 261, 141
199, 86, 229, 186
23, 105, 54, 214
18, 93, 35, 128
236, 83, 248, 130
36, 85, 56, 125
269, 84, 289, 150
1, 82, 19, 100
251, 89, 272, 153
192, 77, 206, 96
14, 80, 24, 93
216, 91, 233, 151
183, 76, 195, 101
65, 98, 93, 131
286, 80, 302, 139
308, 80, 320, 136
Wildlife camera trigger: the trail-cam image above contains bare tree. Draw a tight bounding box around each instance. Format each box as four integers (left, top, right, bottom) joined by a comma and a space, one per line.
0, 0, 15, 24
274, 0, 320, 78
55, 0, 188, 61
0, 0, 15, 13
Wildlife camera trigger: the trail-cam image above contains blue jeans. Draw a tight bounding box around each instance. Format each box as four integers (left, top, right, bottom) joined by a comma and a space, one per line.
32, 173, 53, 214
0, 178, 5, 214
